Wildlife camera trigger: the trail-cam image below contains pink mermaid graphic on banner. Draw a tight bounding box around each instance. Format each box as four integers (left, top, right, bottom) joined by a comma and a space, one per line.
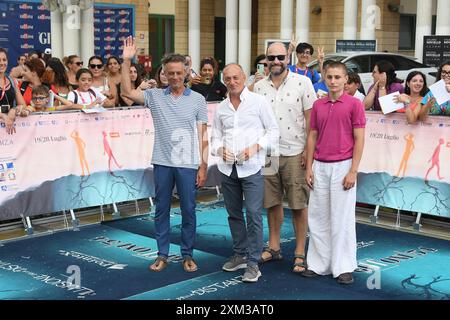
103, 131, 123, 173
396, 133, 415, 177
425, 138, 445, 181
71, 130, 90, 176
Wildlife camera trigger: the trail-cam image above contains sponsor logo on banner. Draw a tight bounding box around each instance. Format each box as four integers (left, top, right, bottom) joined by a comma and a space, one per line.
37, 14, 50, 20
19, 13, 33, 19
37, 4, 46, 10
94, 28, 100, 33
119, 36, 126, 42
19, 4, 33, 10
21, 43, 34, 49
94, 18, 100, 23
104, 10, 115, 15
20, 34, 34, 40
103, 17, 114, 23
104, 45, 115, 51
119, 27, 129, 33
119, 18, 129, 24
104, 27, 115, 33
119, 10, 128, 15
104, 36, 114, 42
58, 250, 128, 270
20, 24, 33, 30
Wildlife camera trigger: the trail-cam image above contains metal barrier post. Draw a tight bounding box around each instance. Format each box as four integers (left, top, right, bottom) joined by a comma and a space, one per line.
112, 202, 120, 219
412, 212, 422, 231
69, 209, 80, 231
23, 215, 33, 235
149, 197, 154, 213
370, 205, 380, 224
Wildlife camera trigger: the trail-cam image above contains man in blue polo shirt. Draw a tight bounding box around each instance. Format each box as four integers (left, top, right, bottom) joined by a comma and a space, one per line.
120, 36, 209, 273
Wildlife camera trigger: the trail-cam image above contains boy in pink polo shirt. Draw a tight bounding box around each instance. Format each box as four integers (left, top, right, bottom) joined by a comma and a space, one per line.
303, 61, 366, 284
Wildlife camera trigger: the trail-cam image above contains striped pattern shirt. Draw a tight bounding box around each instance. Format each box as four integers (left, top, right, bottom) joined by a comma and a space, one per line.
144, 87, 208, 169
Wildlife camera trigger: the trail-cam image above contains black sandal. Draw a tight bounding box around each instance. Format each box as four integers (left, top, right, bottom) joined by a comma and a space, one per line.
292, 254, 306, 273
261, 248, 283, 262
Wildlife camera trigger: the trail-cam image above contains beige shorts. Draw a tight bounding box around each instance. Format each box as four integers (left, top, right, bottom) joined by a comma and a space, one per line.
263, 154, 309, 210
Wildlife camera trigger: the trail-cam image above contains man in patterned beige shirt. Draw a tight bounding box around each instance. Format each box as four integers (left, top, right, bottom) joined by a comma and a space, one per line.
254, 42, 317, 273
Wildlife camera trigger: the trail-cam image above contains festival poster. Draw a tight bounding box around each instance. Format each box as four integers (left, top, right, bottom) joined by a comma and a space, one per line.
357, 112, 450, 217
0, 108, 154, 220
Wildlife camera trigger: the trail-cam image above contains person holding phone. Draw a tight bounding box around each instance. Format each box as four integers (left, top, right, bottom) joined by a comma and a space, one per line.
246, 54, 269, 92
190, 57, 227, 101
0, 48, 26, 134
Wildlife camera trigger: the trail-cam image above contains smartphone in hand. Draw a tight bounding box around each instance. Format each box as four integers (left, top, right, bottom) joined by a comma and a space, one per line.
257, 63, 265, 75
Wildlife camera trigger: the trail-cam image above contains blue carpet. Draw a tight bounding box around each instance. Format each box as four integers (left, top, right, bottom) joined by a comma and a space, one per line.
0, 202, 449, 300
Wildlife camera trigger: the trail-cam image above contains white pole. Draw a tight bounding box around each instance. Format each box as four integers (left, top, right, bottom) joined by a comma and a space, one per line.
238, 0, 252, 76
343, 0, 358, 40
436, 0, 450, 35
280, 0, 293, 40
81, 7, 95, 64
188, 0, 201, 73
295, 0, 310, 43
50, 10, 63, 59
414, 0, 432, 62
225, 0, 238, 64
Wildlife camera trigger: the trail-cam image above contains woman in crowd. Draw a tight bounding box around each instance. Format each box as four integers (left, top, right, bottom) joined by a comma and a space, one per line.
246, 54, 269, 92
419, 60, 450, 121
65, 55, 83, 89
119, 63, 149, 106
190, 57, 227, 101
363, 60, 404, 111
393, 71, 428, 124
43, 58, 72, 109
0, 48, 25, 134
154, 65, 168, 89
88, 56, 116, 107
106, 56, 122, 86
19, 58, 46, 106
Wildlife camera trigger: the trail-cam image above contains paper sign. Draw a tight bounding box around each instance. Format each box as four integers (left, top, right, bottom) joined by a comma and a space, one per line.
429, 79, 450, 106
82, 106, 107, 113
378, 91, 404, 114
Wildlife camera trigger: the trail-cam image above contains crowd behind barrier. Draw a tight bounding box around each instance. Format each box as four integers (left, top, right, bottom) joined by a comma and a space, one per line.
0, 104, 448, 221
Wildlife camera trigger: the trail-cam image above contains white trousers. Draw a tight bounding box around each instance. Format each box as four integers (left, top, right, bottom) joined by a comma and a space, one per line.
306, 159, 357, 277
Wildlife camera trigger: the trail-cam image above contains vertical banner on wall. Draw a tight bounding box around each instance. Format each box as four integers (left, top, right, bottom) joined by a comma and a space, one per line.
94, 5, 134, 61
0, 1, 50, 68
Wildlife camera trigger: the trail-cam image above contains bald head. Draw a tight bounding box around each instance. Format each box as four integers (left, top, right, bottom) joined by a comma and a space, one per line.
266, 42, 288, 77
223, 63, 246, 97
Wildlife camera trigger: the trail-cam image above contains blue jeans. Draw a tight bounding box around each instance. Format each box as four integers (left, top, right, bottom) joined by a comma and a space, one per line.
220, 165, 264, 267
153, 164, 198, 258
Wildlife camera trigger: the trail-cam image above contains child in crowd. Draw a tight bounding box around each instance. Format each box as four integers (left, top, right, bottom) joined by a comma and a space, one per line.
16, 85, 74, 116
67, 68, 106, 109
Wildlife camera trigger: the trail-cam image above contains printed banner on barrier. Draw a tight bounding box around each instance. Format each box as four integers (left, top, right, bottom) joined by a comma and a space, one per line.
357, 112, 450, 217
0, 108, 154, 220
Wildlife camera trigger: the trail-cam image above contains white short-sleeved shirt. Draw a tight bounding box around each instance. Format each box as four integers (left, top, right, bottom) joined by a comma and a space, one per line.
254, 71, 317, 156
67, 87, 107, 105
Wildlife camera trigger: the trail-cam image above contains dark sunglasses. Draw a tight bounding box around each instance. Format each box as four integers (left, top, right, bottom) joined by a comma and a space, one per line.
89, 64, 103, 69
74, 61, 83, 66
267, 55, 286, 62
